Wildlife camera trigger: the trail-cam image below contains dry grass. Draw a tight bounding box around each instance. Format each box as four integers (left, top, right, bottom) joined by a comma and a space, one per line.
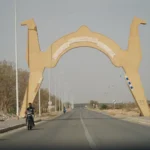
99, 102, 142, 117
102, 108, 140, 117
89, 102, 150, 117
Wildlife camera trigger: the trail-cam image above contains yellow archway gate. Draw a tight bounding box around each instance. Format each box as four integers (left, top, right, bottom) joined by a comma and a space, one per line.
19, 17, 150, 117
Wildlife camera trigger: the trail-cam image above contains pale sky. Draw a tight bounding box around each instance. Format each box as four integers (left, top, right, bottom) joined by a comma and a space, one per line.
0, 0, 150, 103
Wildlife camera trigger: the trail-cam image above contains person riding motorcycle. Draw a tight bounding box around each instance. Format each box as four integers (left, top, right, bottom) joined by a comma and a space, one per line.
63, 106, 66, 114
25, 103, 35, 126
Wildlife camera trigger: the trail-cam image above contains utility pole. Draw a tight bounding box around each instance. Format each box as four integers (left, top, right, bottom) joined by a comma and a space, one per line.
48, 69, 51, 113
14, 0, 19, 118
38, 88, 41, 117
58, 77, 61, 112
54, 74, 57, 112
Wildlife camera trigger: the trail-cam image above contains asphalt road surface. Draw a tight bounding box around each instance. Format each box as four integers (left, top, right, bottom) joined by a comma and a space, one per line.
0, 107, 150, 150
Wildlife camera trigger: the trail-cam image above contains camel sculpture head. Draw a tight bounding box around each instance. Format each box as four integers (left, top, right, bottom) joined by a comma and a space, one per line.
21, 18, 37, 30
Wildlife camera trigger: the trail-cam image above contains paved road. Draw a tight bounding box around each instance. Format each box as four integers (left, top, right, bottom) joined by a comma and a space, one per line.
0, 108, 150, 150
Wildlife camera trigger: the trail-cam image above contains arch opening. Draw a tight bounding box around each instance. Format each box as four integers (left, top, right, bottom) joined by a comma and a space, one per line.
53, 47, 131, 104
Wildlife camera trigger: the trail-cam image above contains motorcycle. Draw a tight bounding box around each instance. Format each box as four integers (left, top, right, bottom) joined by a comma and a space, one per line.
63, 108, 66, 114
26, 111, 34, 130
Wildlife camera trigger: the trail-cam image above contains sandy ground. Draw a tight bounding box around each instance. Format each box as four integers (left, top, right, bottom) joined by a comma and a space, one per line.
0, 111, 61, 121
102, 108, 140, 117
88, 108, 140, 118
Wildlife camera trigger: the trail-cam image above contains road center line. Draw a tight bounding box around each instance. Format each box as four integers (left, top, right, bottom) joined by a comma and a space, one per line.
80, 112, 97, 150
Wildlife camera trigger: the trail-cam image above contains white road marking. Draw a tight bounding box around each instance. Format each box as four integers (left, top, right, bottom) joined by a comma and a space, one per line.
80, 112, 98, 150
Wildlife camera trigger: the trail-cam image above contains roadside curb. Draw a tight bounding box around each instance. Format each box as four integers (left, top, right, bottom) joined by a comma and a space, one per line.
0, 113, 63, 134
122, 118, 150, 126
0, 119, 41, 134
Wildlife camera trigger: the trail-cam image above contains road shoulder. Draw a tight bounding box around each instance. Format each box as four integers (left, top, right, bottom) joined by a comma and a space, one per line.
86, 108, 150, 127
0, 112, 63, 134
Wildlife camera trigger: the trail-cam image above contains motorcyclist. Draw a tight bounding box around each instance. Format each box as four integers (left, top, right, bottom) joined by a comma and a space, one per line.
25, 103, 35, 126
63, 106, 66, 114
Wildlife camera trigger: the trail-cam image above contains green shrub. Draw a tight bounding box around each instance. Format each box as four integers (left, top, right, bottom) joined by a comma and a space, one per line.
100, 104, 108, 109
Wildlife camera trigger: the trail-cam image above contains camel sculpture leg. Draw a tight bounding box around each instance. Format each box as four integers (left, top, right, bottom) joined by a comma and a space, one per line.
123, 17, 150, 116
19, 19, 45, 117
124, 70, 150, 116
20, 71, 43, 117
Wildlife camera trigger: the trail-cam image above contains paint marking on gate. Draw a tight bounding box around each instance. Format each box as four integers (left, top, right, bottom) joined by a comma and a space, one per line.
125, 75, 134, 90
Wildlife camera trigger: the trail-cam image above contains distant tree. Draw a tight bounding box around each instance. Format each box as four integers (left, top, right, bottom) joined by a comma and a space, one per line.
100, 104, 108, 110
0, 60, 61, 115
0, 60, 16, 113
89, 100, 99, 108
90, 100, 94, 106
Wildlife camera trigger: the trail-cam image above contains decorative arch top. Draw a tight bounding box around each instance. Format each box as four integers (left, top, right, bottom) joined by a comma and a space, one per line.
51, 25, 123, 67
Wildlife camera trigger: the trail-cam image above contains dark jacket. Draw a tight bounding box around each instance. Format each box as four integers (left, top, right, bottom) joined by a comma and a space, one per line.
26, 106, 35, 115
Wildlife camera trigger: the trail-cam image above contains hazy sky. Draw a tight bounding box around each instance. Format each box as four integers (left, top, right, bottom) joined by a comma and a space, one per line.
0, 0, 150, 103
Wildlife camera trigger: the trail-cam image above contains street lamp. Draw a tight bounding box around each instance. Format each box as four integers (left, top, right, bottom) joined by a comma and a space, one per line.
38, 88, 41, 117
48, 69, 52, 113
55, 71, 61, 112
58, 77, 61, 112
64, 82, 74, 109
60, 71, 65, 111
14, 0, 19, 117
60, 77, 65, 112
48, 69, 51, 102
70, 94, 74, 109
53, 70, 57, 112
